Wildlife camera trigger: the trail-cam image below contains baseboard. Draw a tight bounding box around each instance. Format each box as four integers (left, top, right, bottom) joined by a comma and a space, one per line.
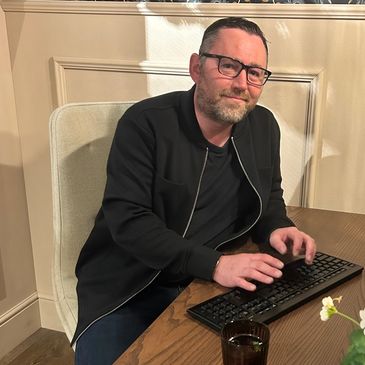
0, 292, 66, 359
0, 293, 41, 359
38, 293, 64, 332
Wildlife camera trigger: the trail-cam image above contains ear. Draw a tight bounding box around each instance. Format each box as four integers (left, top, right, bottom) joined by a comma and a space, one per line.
189, 53, 201, 84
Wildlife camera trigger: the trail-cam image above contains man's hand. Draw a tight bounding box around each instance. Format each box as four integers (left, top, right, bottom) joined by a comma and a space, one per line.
212, 227, 315, 291
212, 253, 284, 291
269, 226, 316, 265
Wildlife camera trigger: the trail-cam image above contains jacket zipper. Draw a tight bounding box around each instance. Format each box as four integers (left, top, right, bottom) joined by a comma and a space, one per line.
74, 272, 160, 346
75, 148, 209, 345
215, 137, 263, 250
182, 147, 209, 238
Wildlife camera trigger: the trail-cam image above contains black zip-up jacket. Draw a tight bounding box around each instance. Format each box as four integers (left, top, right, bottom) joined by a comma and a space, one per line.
72, 86, 294, 345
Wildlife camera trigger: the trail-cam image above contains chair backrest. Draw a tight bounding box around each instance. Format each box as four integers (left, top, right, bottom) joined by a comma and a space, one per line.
49, 101, 133, 342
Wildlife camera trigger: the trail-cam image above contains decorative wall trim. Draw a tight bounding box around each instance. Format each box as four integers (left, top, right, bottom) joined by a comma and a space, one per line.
276, 70, 324, 208
52, 56, 322, 207
2, 1, 365, 20
0, 291, 61, 331
267, 70, 323, 207
302, 70, 324, 208
52, 56, 188, 106
0, 294, 41, 359
0, 292, 38, 326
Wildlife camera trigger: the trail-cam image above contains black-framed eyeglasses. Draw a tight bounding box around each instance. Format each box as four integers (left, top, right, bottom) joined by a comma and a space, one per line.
200, 52, 271, 86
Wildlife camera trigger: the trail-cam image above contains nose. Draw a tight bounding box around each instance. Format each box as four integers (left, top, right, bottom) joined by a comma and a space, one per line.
232, 68, 248, 90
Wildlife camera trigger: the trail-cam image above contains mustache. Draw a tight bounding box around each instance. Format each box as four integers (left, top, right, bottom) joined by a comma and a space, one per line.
220, 89, 249, 101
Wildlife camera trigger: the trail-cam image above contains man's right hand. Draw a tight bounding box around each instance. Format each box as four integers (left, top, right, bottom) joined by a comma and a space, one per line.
212, 253, 284, 291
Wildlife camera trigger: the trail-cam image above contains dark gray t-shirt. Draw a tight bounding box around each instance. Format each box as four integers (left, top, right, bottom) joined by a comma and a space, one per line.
185, 139, 256, 247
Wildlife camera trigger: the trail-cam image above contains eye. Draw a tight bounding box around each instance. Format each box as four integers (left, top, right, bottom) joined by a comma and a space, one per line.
221, 60, 236, 69
248, 68, 263, 79
220, 58, 240, 72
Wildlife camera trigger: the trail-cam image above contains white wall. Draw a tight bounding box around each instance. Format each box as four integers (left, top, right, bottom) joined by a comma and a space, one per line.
0, 4, 39, 359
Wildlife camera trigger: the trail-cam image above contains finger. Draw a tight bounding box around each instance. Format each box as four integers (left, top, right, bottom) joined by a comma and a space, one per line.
244, 269, 276, 285
270, 236, 287, 255
291, 232, 316, 264
255, 253, 284, 270
304, 237, 316, 264
249, 260, 283, 278
235, 277, 256, 291
292, 234, 305, 256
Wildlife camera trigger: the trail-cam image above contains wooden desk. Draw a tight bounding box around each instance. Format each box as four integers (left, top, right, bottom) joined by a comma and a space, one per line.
115, 208, 365, 365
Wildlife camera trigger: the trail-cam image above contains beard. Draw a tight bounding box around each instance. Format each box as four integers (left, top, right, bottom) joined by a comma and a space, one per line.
196, 84, 256, 126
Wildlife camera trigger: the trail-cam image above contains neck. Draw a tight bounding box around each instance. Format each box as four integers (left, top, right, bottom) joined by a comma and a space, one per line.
194, 107, 233, 148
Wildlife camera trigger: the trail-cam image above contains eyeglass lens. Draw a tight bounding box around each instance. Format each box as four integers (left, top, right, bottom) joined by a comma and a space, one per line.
218, 57, 268, 85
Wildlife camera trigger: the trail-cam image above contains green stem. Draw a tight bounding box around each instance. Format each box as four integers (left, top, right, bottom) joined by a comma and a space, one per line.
336, 312, 361, 327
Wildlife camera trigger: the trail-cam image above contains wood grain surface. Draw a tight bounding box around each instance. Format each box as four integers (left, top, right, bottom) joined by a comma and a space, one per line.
0, 329, 74, 365
115, 208, 365, 365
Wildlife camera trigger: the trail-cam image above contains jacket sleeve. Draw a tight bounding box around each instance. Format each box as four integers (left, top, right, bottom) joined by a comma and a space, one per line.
102, 111, 221, 281
250, 114, 295, 243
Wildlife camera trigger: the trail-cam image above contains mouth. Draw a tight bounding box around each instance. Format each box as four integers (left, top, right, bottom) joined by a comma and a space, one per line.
222, 94, 248, 103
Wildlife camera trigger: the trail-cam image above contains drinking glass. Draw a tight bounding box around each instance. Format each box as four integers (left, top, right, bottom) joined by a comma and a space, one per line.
221, 320, 270, 365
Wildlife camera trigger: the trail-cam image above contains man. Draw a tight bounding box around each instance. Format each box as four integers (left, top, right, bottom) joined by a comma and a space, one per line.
74, 17, 316, 364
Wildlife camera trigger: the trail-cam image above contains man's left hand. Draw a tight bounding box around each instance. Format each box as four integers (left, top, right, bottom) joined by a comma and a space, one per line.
269, 227, 316, 265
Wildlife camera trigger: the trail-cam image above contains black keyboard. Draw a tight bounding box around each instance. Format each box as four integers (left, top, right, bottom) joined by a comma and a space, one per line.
187, 252, 363, 331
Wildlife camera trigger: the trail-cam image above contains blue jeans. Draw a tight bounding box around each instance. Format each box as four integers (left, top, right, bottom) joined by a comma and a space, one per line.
75, 283, 184, 365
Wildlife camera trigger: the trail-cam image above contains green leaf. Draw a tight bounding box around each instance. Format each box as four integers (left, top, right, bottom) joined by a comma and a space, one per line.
341, 329, 365, 365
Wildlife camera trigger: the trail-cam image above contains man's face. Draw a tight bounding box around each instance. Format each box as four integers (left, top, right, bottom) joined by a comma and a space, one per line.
192, 28, 268, 126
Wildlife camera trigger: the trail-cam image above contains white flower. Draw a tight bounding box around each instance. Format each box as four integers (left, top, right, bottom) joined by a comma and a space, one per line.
320, 306, 330, 321
359, 309, 365, 335
320, 296, 340, 322
322, 296, 334, 308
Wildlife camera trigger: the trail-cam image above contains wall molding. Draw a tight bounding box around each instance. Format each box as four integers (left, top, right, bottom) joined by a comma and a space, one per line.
52, 56, 189, 106
2, 1, 365, 20
0, 292, 62, 330
269, 70, 324, 208
0, 285, 68, 337
0, 292, 38, 326
0, 293, 41, 359
52, 56, 323, 207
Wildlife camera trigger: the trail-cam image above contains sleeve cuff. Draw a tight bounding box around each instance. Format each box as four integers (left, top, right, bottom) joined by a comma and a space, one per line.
186, 245, 222, 281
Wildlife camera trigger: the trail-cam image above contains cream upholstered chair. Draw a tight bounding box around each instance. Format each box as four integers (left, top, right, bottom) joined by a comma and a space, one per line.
49, 102, 133, 342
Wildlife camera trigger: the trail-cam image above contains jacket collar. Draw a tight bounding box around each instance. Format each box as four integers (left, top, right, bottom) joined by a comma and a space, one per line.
179, 86, 209, 150
179, 85, 262, 197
